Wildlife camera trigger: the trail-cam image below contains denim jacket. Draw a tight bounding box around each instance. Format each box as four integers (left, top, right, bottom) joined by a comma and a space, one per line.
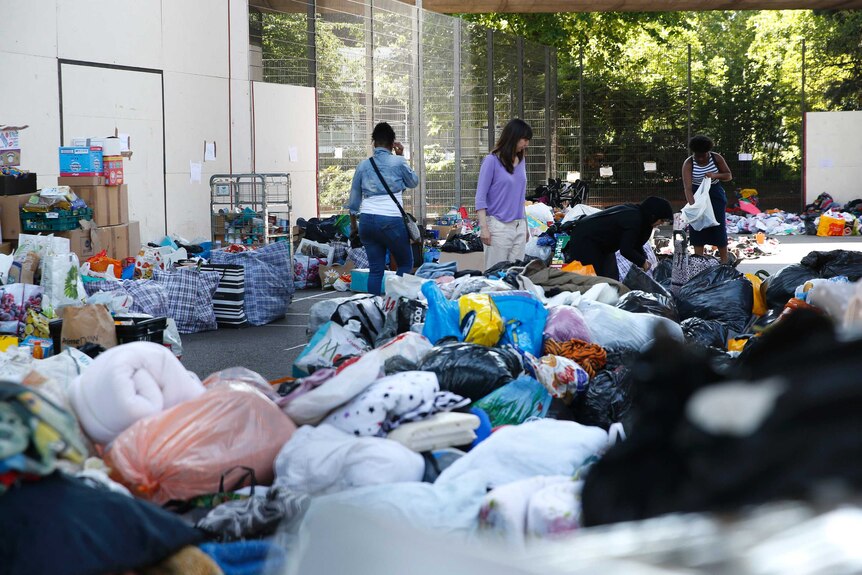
345, 147, 419, 215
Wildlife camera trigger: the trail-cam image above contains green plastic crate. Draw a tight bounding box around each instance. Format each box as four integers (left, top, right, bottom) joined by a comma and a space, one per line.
20, 207, 93, 232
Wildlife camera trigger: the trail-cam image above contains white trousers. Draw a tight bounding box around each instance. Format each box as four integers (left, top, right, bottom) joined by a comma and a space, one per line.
484, 216, 526, 270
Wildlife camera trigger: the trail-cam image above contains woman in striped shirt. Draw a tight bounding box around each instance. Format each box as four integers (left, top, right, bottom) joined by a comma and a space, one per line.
682, 135, 733, 263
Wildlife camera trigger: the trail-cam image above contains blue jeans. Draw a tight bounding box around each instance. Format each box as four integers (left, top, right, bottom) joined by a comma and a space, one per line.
358, 213, 413, 295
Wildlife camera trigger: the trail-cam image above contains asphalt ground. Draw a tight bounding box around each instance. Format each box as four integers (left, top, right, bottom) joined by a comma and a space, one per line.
181, 234, 862, 380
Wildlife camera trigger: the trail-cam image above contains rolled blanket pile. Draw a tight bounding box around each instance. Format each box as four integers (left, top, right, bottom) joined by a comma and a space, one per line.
70, 342, 205, 444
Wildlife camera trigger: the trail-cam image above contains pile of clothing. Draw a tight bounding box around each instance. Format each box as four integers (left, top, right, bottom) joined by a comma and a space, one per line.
8, 202, 862, 575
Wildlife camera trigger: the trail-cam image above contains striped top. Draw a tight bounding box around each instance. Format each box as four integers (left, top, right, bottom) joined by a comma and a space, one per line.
691, 153, 717, 187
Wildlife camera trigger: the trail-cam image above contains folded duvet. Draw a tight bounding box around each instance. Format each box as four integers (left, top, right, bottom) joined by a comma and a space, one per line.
70, 342, 205, 444
387, 412, 480, 452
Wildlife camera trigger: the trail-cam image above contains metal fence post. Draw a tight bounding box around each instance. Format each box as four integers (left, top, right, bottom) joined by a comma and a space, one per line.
413, 1, 426, 221
687, 43, 692, 146
550, 48, 557, 179
801, 38, 806, 211
307, 0, 316, 89
517, 37, 525, 119
487, 29, 495, 151
454, 19, 462, 207
578, 45, 584, 178
365, 0, 374, 156
544, 45, 551, 181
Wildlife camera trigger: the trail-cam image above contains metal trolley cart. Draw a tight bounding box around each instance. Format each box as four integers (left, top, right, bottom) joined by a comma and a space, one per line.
210, 173, 292, 247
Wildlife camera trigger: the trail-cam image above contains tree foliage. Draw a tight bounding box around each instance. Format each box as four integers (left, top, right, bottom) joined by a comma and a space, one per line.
466, 10, 861, 184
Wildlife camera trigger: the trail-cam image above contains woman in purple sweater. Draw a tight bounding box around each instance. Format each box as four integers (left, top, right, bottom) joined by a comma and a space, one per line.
476, 119, 532, 270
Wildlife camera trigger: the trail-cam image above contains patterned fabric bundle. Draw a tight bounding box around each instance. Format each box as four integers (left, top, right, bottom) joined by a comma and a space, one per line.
544, 339, 607, 378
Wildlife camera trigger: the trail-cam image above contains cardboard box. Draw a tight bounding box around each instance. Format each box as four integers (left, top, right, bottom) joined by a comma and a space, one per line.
54, 227, 96, 260
74, 185, 129, 226
103, 155, 124, 185
59, 146, 103, 176
429, 224, 458, 241
0, 173, 36, 196
0, 193, 33, 239
58, 175, 110, 186
93, 221, 141, 260
437, 250, 485, 272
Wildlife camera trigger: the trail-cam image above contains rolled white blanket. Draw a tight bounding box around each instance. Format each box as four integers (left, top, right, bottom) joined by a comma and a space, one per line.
69, 341, 204, 444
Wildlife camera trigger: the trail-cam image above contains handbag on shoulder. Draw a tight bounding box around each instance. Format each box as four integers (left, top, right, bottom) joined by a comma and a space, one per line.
369, 157, 422, 243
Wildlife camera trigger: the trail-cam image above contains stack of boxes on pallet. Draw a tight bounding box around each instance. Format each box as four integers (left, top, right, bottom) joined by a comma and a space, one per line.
54, 137, 140, 260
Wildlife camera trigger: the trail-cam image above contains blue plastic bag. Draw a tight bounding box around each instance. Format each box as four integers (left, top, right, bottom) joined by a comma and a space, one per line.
421, 281, 461, 344
488, 291, 548, 356
474, 375, 551, 427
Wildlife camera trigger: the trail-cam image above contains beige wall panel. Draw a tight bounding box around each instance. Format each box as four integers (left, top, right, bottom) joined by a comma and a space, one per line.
57, 0, 162, 68
252, 82, 318, 220
0, 53, 61, 189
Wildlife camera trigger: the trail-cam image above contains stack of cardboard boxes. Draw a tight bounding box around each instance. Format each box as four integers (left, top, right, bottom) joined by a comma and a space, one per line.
55, 175, 140, 261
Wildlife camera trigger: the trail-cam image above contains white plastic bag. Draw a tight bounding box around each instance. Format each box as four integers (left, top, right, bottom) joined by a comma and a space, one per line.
297, 238, 334, 263
681, 178, 718, 231
293, 321, 368, 377
576, 298, 684, 350
41, 253, 86, 312
525, 203, 554, 224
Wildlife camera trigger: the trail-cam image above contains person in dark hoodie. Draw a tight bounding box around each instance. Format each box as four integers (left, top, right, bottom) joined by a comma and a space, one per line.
563, 196, 674, 280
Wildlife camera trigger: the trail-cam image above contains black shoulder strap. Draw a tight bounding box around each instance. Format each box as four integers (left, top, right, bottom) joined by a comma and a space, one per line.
369, 157, 408, 219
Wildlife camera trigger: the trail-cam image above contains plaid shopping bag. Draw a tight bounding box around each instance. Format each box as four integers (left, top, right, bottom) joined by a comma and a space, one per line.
348, 247, 369, 269
152, 268, 220, 334
84, 279, 169, 318
210, 241, 294, 325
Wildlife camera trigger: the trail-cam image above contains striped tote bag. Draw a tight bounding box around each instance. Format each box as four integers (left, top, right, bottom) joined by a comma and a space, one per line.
200, 264, 248, 328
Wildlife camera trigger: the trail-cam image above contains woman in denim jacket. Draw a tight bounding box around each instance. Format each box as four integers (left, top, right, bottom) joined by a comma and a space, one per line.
346, 122, 419, 295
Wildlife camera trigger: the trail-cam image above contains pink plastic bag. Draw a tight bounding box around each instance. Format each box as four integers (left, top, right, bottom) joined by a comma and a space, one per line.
106, 383, 296, 504
543, 306, 592, 343
738, 200, 761, 215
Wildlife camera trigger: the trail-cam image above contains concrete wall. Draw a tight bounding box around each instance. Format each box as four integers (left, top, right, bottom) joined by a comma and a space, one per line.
805, 111, 862, 206
0, 0, 318, 243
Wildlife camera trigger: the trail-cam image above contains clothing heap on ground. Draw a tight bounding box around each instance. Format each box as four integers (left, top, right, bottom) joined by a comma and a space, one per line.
5, 237, 862, 574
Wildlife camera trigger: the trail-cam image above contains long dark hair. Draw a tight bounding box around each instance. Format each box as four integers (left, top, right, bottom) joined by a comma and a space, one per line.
492, 119, 532, 174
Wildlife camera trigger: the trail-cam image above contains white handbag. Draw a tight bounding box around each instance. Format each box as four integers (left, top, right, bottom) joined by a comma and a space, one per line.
681, 177, 719, 231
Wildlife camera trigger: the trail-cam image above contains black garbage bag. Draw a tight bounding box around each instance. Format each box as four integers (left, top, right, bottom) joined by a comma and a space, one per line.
800, 249, 862, 281
441, 233, 484, 253
418, 342, 522, 401
571, 365, 633, 430
762, 263, 820, 311
653, 258, 673, 290
298, 215, 340, 243
384, 355, 420, 375
616, 290, 679, 322
396, 297, 427, 334
681, 317, 729, 349
676, 265, 753, 333
623, 265, 673, 299
330, 295, 386, 347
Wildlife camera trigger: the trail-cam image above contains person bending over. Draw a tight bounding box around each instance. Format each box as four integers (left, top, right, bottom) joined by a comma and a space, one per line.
564, 196, 673, 281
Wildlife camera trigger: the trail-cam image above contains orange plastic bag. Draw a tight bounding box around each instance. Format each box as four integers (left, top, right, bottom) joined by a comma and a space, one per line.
105, 383, 296, 504
561, 260, 596, 276
817, 215, 845, 237
86, 250, 123, 278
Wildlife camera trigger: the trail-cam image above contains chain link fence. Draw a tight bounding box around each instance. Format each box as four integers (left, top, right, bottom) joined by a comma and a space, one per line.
556, 42, 817, 214
251, 1, 556, 220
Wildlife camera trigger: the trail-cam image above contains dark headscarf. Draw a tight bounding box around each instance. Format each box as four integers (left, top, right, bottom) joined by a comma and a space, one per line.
639, 196, 674, 224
